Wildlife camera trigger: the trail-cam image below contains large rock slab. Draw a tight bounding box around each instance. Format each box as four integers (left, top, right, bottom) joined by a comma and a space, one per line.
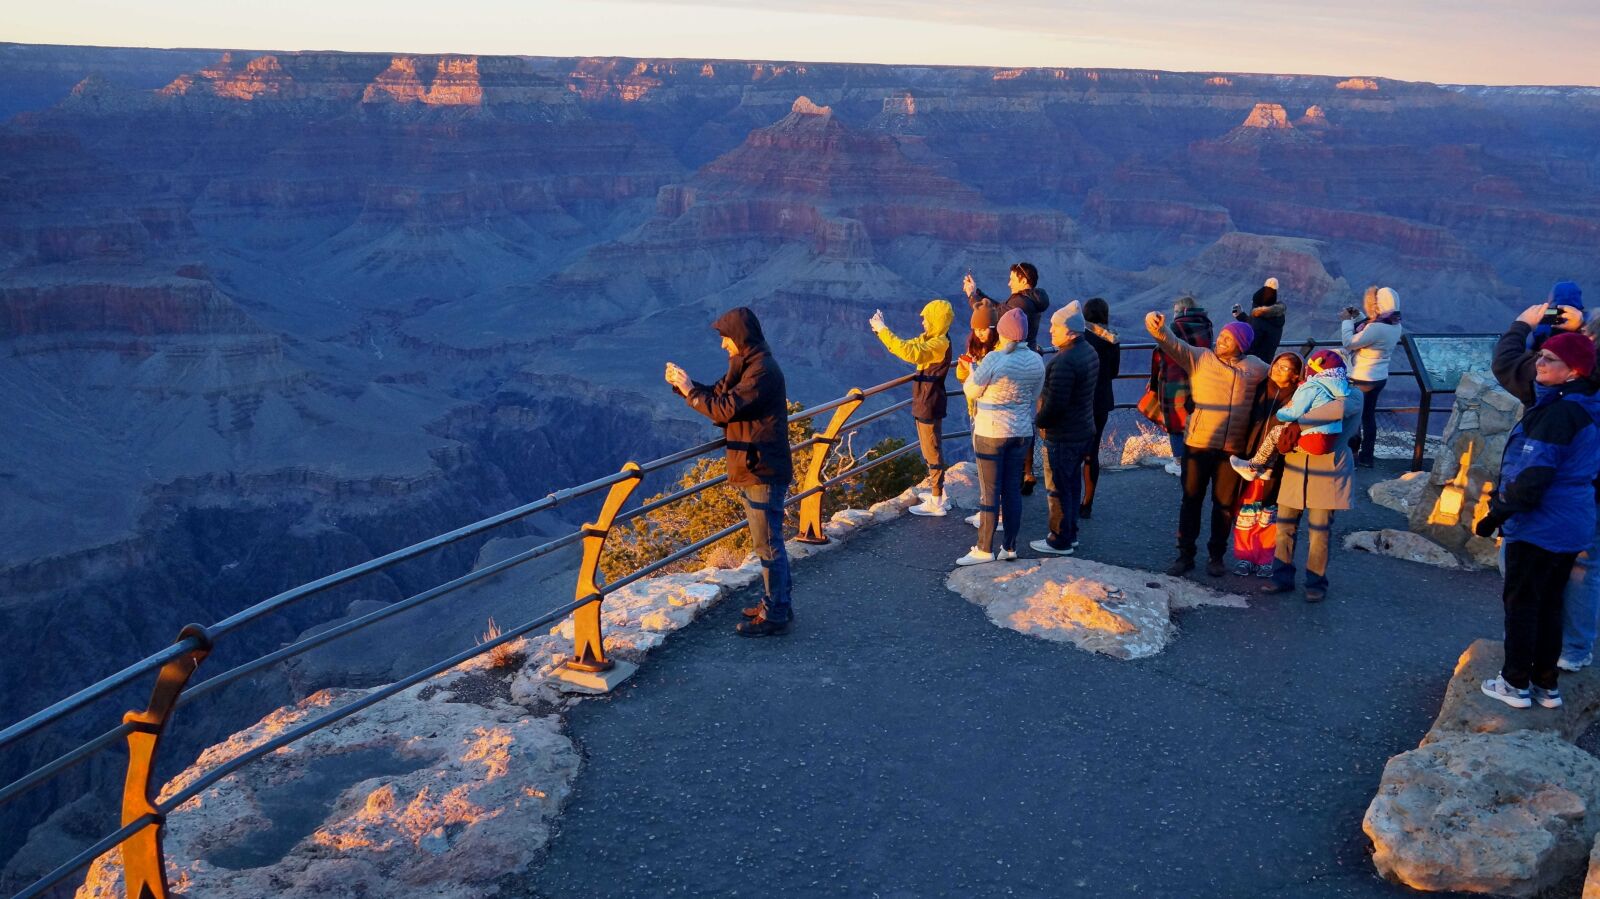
1423, 638, 1600, 747
1344, 529, 1461, 569
77, 683, 579, 899
1365, 730, 1600, 897
945, 557, 1246, 659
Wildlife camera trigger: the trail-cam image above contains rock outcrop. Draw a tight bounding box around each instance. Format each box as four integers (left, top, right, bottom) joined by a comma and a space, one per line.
1365, 730, 1600, 897
1422, 638, 1600, 747
945, 557, 1246, 659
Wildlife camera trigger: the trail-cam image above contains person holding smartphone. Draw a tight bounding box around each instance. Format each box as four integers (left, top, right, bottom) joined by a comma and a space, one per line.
870, 300, 955, 516
1340, 286, 1402, 468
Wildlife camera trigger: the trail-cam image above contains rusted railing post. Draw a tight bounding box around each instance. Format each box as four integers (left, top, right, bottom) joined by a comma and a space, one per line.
566, 462, 643, 673
121, 624, 211, 899
796, 388, 865, 544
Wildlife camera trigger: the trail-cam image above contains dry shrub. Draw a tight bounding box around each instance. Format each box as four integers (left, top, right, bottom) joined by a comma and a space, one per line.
477, 617, 518, 670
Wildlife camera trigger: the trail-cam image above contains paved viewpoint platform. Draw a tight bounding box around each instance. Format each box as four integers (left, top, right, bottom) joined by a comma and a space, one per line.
522, 464, 1496, 898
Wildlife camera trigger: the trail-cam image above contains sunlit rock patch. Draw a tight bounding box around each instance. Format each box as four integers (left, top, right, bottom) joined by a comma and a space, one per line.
945, 557, 1246, 659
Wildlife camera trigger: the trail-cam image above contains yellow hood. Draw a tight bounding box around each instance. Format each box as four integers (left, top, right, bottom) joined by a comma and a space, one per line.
921, 299, 955, 338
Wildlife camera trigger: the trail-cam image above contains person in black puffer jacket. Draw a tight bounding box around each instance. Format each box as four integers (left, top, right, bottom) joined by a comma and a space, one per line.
1030, 301, 1099, 555
666, 307, 794, 637
1080, 298, 1120, 518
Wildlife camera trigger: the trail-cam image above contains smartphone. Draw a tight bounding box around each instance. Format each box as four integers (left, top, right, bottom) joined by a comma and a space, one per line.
1542, 306, 1566, 325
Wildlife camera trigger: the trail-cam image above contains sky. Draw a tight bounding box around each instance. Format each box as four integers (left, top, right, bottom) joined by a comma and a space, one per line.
10, 0, 1600, 87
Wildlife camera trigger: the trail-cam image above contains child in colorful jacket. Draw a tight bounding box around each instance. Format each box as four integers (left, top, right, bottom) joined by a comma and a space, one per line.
1230, 350, 1350, 481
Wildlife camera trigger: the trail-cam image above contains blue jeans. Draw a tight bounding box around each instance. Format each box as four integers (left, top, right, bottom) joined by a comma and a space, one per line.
1043, 438, 1088, 548
1167, 432, 1187, 463
1563, 516, 1600, 661
974, 435, 1027, 554
740, 482, 792, 621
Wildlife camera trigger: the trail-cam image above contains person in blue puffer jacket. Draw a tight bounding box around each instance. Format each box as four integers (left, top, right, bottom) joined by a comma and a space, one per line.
1477, 332, 1600, 710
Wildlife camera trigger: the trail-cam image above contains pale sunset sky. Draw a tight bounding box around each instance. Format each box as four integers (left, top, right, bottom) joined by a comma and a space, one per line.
10, 0, 1600, 86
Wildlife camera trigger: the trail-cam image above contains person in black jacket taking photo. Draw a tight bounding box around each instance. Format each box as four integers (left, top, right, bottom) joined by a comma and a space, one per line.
666, 307, 795, 637
1030, 302, 1099, 556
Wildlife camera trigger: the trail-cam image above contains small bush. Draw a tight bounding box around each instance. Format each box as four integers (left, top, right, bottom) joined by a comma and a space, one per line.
601, 405, 925, 581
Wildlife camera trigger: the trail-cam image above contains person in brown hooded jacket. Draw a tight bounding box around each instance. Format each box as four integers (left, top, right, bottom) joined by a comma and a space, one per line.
666, 307, 794, 637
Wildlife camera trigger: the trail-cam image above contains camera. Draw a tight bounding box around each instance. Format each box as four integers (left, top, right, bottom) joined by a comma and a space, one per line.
1344, 306, 1362, 319
1542, 305, 1567, 326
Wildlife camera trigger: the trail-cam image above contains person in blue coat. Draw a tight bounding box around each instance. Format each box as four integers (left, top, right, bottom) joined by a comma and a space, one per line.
1477, 332, 1600, 709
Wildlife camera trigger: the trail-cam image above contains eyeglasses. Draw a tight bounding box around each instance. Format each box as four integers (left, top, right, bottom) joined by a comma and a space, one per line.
1536, 352, 1568, 366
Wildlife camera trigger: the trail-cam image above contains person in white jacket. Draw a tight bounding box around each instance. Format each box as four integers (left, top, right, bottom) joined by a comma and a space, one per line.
1340, 286, 1402, 467
957, 308, 1046, 566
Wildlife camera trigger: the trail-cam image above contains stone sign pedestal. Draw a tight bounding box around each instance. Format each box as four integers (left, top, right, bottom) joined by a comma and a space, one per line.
1406, 370, 1521, 569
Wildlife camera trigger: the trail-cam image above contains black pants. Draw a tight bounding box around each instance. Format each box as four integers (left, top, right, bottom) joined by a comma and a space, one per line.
1502, 540, 1577, 690
1350, 378, 1386, 464
1178, 448, 1242, 562
1081, 407, 1110, 511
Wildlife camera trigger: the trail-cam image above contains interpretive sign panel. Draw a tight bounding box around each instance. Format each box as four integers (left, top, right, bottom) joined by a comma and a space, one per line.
1404, 334, 1500, 393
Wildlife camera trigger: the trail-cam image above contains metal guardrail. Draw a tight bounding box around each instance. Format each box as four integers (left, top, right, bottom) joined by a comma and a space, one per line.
0, 367, 937, 899
0, 331, 1459, 897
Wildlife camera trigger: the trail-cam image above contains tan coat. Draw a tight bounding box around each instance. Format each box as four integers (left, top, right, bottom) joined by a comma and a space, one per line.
1277, 387, 1363, 511
1151, 327, 1268, 455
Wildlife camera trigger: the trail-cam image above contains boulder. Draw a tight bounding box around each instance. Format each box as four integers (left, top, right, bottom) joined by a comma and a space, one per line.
76, 683, 580, 899
941, 461, 980, 510
1364, 730, 1600, 897
945, 557, 1246, 659
1423, 638, 1600, 746
1344, 529, 1461, 569
1584, 833, 1600, 899
1369, 471, 1429, 515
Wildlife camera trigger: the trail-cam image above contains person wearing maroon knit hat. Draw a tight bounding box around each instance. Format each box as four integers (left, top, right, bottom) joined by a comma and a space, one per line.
1477, 329, 1600, 709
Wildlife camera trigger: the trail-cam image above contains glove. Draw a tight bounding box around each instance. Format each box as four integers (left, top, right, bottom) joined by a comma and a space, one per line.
1474, 513, 1505, 539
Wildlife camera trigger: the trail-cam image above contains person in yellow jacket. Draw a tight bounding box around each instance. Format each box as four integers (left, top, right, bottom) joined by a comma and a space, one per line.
871, 299, 956, 516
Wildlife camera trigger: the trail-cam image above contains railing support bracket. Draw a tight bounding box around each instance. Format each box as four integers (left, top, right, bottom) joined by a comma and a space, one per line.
121, 623, 211, 899
564, 462, 642, 675
796, 388, 865, 544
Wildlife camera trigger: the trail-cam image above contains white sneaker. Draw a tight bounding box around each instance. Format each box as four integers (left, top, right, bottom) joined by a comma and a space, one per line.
1558, 653, 1592, 673
1030, 539, 1073, 556
1164, 460, 1182, 476
997, 548, 1018, 561
956, 547, 997, 566
965, 512, 981, 527
1531, 685, 1565, 709
1481, 676, 1532, 709
1228, 456, 1261, 482
909, 498, 948, 517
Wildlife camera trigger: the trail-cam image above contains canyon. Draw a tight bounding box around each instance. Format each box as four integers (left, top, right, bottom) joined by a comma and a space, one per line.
1, 41, 1599, 885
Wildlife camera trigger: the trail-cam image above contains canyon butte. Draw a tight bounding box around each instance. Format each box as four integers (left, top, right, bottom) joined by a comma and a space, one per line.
1, 42, 1599, 880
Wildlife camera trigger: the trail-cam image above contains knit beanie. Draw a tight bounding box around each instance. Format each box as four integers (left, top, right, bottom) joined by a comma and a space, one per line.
1307, 349, 1347, 375
1050, 300, 1086, 334
1552, 281, 1584, 310
1543, 331, 1596, 377
997, 308, 1027, 342
971, 304, 996, 331
1220, 321, 1254, 353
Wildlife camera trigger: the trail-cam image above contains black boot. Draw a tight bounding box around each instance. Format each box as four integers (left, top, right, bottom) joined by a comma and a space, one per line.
1166, 556, 1195, 576
736, 615, 792, 637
